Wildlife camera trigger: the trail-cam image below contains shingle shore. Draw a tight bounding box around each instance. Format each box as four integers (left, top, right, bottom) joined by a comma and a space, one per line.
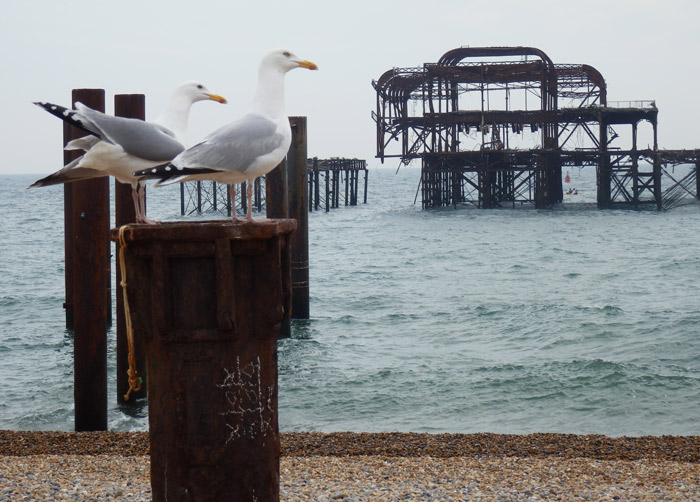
2, 430, 698, 461
1, 431, 699, 501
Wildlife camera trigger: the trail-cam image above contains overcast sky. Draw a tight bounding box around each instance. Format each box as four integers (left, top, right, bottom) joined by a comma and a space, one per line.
1, 0, 698, 176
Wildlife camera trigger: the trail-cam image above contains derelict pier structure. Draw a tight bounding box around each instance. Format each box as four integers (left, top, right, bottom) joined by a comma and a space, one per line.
373, 47, 699, 210
180, 157, 368, 216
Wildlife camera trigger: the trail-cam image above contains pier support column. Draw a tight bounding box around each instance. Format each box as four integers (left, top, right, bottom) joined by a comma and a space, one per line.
65, 88, 109, 431
288, 117, 310, 319
114, 94, 148, 403
266, 160, 292, 337
597, 115, 611, 208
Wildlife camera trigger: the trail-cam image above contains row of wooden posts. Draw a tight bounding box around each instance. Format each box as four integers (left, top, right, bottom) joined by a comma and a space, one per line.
62, 88, 309, 431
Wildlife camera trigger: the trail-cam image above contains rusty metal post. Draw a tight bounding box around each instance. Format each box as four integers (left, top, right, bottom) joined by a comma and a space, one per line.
313, 158, 320, 210
287, 117, 310, 319
597, 113, 611, 208
111, 220, 296, 502
364, 169, 368, 204
66, 88, 109, 431
114, 94, 148, 403
344, 168, 349, 206
325, 166, 330, 212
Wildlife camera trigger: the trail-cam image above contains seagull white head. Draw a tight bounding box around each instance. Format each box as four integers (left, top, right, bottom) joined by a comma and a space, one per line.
252, 49, 317, 117
261, 49, 319, 74
173, 80, 228, 104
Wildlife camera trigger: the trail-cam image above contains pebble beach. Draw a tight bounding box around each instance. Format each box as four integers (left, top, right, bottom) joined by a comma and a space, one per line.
1, 430, 698, 501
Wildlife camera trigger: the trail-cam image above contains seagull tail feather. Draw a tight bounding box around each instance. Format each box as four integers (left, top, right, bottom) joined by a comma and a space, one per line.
28, 158, 103, 188
134, 164, 221, 187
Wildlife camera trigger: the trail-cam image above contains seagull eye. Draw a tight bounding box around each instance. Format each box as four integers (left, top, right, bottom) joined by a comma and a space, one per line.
283, 51, 291, 58
197, 84, 203, 89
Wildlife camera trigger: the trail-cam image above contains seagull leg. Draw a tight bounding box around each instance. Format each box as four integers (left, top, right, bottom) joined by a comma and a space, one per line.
131, 188, 141, 221
245, 182, 255, 222
135, 183, 157, 225
245, 178, 272, 223
230, 184, 241, 222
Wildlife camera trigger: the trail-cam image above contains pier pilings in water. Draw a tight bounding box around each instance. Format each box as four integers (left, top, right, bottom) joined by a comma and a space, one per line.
307, 157, 368, 212
179, 157, 369, 216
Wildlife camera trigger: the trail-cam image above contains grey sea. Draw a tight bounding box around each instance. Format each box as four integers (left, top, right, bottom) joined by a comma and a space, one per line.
1, 166, 699, 436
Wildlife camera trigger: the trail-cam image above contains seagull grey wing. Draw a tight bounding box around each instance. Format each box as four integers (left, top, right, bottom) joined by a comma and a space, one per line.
75, 105, 185, 161
174, 114, 285, 172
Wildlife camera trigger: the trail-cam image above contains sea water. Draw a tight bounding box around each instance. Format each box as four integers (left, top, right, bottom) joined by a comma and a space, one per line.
1, 166, 698, 436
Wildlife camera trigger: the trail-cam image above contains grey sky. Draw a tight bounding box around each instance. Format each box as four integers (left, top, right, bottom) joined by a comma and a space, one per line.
2, 0, 698, 175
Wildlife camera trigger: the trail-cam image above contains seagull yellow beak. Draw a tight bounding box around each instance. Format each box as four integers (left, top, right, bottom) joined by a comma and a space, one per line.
297, 60, 318, 71
206, 93, 228, 104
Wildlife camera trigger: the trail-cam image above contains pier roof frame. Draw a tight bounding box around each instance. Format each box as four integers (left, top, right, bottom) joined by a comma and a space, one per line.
373, 46, 611, 162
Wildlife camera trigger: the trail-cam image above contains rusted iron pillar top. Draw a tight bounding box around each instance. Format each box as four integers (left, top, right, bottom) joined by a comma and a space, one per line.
111, 219, 297, 243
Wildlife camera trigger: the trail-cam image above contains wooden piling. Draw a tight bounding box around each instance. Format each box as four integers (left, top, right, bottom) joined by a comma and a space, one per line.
288, 117, 310, 319
66, 89, 109, 432
266, 160, 291, 337
114, 94, 148, 403
111, 220, 296, 501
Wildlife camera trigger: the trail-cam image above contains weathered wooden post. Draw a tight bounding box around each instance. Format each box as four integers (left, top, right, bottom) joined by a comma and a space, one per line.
266, 160, 292, 337
288, 117, 310, 319
65, 89, 110, 431
112, 220, 295, 501
114, 94, 148, 403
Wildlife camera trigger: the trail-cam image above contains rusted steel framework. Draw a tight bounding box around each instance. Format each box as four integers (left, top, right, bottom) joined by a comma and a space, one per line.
307, 158, 368, 212
180, 179, 262, 217
180, 158, 368, 215
373, 46, 697, 209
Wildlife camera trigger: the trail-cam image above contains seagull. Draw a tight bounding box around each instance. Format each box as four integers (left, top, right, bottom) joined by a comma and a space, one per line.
30, 81, 227, 224
135, 49, 318, 222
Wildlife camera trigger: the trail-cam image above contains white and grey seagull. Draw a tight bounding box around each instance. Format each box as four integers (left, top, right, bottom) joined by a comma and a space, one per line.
135, 49, 318, 222
30, 81, 227, 223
